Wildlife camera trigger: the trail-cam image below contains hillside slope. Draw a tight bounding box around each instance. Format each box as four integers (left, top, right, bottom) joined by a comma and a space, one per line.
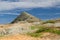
0, 32, 60, 40
11, 12, 41, 23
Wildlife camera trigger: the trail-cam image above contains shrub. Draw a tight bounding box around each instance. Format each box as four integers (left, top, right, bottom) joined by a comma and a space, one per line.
27, 25, 60, 37
45, 29, 60, 35
27, 32, 42, 37
42, 20, 55, 24
30, 26, 36, 30
35, 27, 49, 33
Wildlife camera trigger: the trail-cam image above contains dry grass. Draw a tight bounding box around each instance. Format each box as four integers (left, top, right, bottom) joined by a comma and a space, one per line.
0, 34, 40, 40
0, 23, 60, 40
0, 32, 60, 40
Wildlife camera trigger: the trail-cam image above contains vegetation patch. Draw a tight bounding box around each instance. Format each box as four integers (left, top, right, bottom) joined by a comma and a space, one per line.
27, 32, 42, 37
42, 20, 55, 24
45, 28, 60, 35
30, 26, 36, 30
27, 26, 60, 37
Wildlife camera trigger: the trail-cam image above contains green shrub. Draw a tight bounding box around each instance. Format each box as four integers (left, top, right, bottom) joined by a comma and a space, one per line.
27, 32, 42, 37
42, 20, 55, 24
54, 30, 60, 35
28, 25, 60, 37
30, 26, 36, 30
45, 28, 60, 35
35, 27, 49, 33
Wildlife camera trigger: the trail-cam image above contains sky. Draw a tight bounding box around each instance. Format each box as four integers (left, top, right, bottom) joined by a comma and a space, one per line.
0, 0, 60, 24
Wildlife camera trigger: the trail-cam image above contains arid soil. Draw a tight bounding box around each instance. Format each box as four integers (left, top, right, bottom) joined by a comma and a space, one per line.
0, 32, 60, 40
0, 23, 60, 40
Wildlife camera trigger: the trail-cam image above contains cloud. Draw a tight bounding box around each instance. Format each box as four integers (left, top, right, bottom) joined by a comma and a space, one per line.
55, 13, 60, 15
0, 0, 20, 2
0, 0, 59, 11
1, 0, 60, 2
0, 12, 19, 15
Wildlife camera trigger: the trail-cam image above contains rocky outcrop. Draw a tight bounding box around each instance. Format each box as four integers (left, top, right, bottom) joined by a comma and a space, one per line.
11, 12, 41, 23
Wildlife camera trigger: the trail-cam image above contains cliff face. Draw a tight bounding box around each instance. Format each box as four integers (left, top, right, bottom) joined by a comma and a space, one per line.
11, 12, 41, 23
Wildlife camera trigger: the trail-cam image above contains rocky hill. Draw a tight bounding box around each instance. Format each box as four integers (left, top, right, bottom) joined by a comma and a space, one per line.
11, 12, 41, 23
0, 12, 60, 40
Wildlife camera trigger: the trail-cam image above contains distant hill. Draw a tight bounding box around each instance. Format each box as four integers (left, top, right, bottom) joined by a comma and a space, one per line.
11, 12, 41, 23
55, 18, 60, 22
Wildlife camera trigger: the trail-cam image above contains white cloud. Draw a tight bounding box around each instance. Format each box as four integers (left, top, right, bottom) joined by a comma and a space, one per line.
55, 13, 60, 15
3, 0, 59, 2
0, 0, 59, 11
0, 13, 19, 15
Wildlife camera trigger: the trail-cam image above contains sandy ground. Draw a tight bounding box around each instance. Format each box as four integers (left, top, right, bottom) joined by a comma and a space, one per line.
0, 34, 41, 40
0, 32, 60, 40
0, 23, 60, 40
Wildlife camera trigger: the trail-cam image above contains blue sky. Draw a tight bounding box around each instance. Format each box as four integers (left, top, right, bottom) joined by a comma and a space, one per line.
0, 0, 60, 24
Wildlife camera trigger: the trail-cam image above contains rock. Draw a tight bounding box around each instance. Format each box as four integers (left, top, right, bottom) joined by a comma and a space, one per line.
11, 11, 41, 23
